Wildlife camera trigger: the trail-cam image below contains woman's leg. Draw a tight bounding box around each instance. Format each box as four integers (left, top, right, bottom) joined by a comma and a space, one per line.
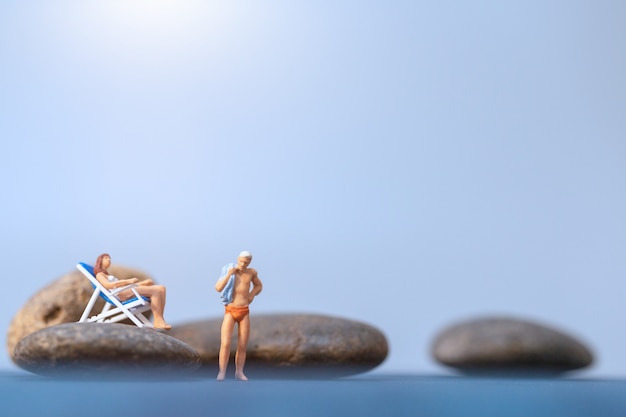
136, 285, 171, 329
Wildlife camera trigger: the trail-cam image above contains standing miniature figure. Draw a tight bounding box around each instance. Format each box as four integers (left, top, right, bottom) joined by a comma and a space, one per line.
215, 250, 263, 380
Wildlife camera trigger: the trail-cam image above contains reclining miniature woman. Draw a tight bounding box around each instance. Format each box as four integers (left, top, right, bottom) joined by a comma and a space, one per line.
93, 253, 172, 330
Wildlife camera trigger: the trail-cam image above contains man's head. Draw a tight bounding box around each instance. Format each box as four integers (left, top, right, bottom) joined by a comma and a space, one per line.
237, 250, 252, 270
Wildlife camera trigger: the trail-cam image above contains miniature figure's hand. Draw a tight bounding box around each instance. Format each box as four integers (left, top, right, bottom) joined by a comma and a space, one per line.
248, 294, 255, 304
117, 278, 138, 287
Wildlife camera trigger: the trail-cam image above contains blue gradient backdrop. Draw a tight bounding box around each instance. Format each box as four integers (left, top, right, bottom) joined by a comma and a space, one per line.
1, 1, 625, 376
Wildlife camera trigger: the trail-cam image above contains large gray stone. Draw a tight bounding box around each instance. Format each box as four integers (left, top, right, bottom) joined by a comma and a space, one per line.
7, 265, 153, 362
13, 322, 200, 377
169, 313, 388, 378
431, 316, 593, 375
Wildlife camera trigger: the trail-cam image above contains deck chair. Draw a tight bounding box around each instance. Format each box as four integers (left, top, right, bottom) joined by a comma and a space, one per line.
77, 262, 153, 328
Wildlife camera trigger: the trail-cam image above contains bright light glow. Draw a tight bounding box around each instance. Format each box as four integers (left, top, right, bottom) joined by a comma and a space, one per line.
42, 0, 267, 82
95, 0, 217, 37
49, 0, 261, 60
85, 0, 236, 47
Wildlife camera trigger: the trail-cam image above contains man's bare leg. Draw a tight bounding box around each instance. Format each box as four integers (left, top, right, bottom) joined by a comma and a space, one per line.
217, 314, 235, 380
235, 314, 250, 381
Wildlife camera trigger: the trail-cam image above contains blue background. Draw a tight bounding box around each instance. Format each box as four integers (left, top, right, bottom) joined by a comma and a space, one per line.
1, 1, 625, 376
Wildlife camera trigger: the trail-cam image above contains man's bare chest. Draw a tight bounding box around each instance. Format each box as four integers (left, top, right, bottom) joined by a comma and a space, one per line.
234, 273, 252, 289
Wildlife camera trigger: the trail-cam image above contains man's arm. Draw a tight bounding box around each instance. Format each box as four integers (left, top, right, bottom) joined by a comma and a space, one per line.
248, 271, 263, 303
215, 268, 236, 292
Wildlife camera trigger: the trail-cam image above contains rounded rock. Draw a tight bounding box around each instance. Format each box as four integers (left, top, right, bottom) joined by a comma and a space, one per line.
7, 265, 153, 362
170, 313, 388, 378
431, 316, 593, 375
13, 322, 200, 377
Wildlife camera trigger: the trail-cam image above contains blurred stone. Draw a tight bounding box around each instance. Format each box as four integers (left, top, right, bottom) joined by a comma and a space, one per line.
169, 313, 388, 378
7, 265, 153, 362
13, 322, 200, 377
431, 316, 593, 375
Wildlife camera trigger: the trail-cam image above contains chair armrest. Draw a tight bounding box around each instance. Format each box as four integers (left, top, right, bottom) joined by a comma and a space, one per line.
130, 287, 143, 300
109, 283, 138, 296
109, 284, 147, 304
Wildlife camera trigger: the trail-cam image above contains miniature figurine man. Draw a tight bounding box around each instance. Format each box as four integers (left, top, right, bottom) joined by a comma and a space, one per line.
215, 251, 263, 380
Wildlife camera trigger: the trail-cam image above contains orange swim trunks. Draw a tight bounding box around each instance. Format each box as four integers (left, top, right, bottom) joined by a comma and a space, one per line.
225, 305, 249, 323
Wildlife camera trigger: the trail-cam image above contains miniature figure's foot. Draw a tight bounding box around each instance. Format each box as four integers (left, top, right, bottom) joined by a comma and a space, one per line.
154, 320, 172, 330
216, 372, 226, 381
235, 372, 248, 381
